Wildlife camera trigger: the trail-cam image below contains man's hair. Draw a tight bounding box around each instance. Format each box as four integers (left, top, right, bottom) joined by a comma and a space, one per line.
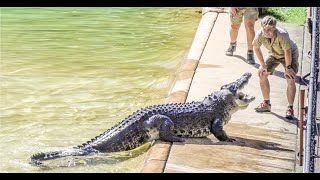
261, 16, 277, 28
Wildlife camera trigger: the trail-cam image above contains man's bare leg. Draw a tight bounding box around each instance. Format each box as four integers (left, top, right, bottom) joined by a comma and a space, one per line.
244, 19, 256, 51
285, 77, 296, 119
226, 23, 241, 56
244, 18, 256, 64
230, 23, 241, 43
286, 78, 296, 106
254, 73, 272, 112
259, 74, 270, 101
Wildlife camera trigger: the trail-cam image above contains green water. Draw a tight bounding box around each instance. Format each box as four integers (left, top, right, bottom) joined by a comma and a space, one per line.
0, 8, 201, 172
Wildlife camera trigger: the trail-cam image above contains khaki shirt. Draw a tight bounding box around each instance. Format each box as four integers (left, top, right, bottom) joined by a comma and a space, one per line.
253, 27, 297, 59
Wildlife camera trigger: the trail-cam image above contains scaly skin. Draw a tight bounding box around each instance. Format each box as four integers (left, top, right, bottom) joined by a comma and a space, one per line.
30, 72, 255, 165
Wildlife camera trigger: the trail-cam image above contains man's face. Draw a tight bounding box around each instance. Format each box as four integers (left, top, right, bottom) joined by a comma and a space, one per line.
262, 25, 275, 39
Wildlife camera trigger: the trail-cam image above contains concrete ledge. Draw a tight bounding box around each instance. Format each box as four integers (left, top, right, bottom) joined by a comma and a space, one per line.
144, 141, 172, 161
179, 59, 198, 72
141, 160, 166, 173
140, 9, 219, 173
202, 7, 229, 15
165, 91, 188, 103
187, 13, 218, 60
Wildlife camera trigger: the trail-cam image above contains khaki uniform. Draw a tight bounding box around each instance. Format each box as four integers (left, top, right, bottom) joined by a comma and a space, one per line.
253, 27, 299, 74
230, 8, 259, 25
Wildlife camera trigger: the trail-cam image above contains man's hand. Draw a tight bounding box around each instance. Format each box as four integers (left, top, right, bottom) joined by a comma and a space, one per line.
258, 64, 269, 77
230, 7, 239, 17
285, 68, 296, 79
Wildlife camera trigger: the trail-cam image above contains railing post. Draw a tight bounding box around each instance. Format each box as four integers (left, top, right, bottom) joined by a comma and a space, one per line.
303, 6, 319, 173
299, 89, 305, 166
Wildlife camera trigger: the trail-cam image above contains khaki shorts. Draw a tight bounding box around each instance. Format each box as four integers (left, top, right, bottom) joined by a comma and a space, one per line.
230, 8, 259, 25
266, 47, 299, 75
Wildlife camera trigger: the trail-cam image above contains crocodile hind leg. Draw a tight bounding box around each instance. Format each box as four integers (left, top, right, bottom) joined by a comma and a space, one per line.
143, 114, 184, 142
211, 117, 236, 142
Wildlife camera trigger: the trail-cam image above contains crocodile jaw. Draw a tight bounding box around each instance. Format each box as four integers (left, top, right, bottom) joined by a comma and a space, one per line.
235, 92, 255, 109
220, 72, 255, 109
220, 72, 252, 94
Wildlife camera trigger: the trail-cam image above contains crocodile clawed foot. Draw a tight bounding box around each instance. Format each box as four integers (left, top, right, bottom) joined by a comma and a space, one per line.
226, 138, 236, 142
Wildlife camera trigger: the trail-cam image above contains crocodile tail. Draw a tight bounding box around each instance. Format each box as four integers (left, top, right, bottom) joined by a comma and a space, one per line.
30, 151, 61, 165
30, 147, 98, 166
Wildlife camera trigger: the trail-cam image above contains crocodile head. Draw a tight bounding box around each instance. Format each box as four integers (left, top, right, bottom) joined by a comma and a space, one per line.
220, 72, 255, 109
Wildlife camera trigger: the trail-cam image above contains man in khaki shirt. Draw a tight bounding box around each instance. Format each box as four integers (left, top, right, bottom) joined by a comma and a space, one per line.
252, 15, 299, 119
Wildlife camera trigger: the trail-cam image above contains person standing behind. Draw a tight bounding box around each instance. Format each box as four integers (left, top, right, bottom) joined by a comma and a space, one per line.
253, 15, 299, 119
226, 7, 259, 64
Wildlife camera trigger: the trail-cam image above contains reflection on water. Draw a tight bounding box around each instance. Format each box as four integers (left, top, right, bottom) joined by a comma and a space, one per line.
0, 7, 201, 172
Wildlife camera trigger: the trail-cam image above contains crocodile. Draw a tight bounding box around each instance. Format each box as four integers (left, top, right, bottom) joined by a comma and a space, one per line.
30, 72, 255, 166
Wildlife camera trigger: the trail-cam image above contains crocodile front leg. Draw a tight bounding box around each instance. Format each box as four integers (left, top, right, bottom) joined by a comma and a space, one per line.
143, 114, 184, 142
211, 117, 235, 142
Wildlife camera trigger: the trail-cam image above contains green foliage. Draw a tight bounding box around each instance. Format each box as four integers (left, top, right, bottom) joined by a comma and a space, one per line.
260, 7, 307, 26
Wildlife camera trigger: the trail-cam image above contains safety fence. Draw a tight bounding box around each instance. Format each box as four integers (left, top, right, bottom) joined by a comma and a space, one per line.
301, 7, 320, 173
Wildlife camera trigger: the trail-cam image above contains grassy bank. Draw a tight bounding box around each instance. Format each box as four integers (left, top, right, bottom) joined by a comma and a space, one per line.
260, 7, 307, 26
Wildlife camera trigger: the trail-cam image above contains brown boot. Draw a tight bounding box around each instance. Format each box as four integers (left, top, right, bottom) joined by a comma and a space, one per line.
254, 101, 271, 112
247, 50, 255, 64
285, 107, 294, 119
225, 42, 236, 56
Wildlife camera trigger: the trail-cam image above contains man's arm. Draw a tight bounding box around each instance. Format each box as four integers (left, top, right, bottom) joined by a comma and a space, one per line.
254, 46, 265, 66
254, 46, 269, 77
284, 48, 292, 67
230, 7, 239, 16
284, 48, 296, 79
